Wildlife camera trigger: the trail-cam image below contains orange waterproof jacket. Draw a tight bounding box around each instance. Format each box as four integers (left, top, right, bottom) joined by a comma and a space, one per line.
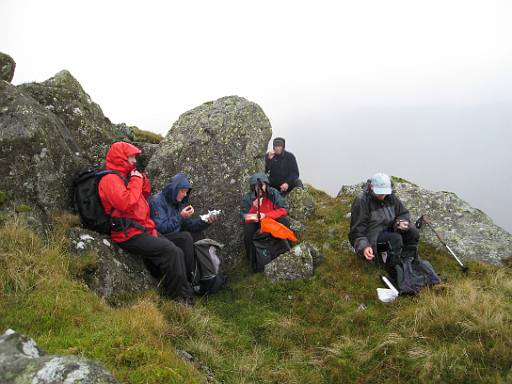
98, 142, 157, 242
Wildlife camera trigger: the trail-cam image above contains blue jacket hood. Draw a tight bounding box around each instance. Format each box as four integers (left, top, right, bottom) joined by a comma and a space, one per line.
162, 172, 192, 205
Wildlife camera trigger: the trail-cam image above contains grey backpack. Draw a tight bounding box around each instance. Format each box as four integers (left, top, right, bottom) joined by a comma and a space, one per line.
192, 239, 227, 295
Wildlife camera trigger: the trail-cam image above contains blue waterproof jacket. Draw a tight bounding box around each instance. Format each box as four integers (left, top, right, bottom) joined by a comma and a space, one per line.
148, 172, 209, 234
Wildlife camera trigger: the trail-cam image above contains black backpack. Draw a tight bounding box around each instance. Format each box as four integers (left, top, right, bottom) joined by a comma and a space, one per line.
72, 168, 125, 234
395, 256, 441, 295
251, 231, 291, 272
192, 239, 228, 295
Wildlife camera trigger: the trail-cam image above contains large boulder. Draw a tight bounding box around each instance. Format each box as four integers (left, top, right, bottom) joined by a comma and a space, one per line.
146, 96, 272, 269
338, 178, 512, 265
0, 329, 118, 384
68, 228, 157, 304
18, 70, 132, 167
1, 68, 162, 224
0, 80, 82, 218
0, 52, 15, 83
264, 241, 323, 282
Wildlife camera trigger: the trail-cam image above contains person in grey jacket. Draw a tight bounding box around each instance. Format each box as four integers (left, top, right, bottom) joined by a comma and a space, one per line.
348, 173, 419, 275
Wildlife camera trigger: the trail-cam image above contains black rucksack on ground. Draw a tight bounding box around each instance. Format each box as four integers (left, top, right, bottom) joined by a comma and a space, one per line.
192, 239, 228, 295
251, 231, 291, 272
395, 255, 441, 295
72, 168, 125, 234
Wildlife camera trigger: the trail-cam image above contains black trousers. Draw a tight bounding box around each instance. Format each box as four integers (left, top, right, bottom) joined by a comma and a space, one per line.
118, 233, 193, 299
243, 216, 291, 262
162, 231, 196, 281
271, 178, 303, 195
376, 226, 420, 276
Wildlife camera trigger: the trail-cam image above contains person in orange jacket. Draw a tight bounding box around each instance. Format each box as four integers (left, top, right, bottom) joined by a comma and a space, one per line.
240, 172, 290, 271
98, 141, 194, 305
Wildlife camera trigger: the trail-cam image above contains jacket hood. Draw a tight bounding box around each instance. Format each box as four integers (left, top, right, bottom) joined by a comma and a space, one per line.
273, 137, 286, 149
162, 172, 192, 205
105, 141, 141, 175
249, 172, 270, 187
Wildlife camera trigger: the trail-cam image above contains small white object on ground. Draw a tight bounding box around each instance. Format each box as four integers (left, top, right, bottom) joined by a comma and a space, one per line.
377, 276, 399, 303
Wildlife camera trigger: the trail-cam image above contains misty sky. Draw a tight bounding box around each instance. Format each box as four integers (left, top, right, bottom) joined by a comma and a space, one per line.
2, 0, 511, 231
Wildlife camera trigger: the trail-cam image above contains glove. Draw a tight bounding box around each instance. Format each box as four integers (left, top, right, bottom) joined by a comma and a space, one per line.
130, 169, 143, 178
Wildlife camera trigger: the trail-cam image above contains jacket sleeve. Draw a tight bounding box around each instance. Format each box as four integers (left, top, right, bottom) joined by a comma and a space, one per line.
149, 195, 182, 234
265, 154, 271, 174
240, 192, 253, 219
271, 188, 288, 210
284, 153, 299, 184
181, 217, 210, 233
348, 194, 371, 256
99, 174, 143, 213
265, 189, 288, 220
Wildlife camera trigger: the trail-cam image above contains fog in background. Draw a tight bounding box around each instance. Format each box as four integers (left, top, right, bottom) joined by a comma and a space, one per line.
2, 0, 511, 231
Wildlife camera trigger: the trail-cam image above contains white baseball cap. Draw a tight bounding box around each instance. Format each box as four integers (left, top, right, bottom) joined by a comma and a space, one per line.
370, 173, 392, 195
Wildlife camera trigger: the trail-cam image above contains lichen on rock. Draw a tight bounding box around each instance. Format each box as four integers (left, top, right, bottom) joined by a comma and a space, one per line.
146, 96, 272, 270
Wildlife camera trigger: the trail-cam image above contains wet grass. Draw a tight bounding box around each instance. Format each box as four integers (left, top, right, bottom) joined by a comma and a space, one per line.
1, 189, 511, 383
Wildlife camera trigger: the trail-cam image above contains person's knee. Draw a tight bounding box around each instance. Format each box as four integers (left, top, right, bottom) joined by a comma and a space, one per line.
387, 233, 403, 251
407, 226, 420, 243
179, 231, 194, 245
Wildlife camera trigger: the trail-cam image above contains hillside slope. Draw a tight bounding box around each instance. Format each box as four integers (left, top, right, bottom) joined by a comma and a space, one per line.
1, 188, 511, 383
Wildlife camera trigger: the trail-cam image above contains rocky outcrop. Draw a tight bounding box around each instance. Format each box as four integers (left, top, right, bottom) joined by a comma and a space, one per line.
0, 52, 15, 83
146, 96, 272, 269
0, 79, 82, 217
18, 70, 133, 167
69, 228, 157, 304
0, 59, 161, 222
264, 241, 323, 282
0, 329, 118, 384
338, 179, 512, 265
285, 186, 316, 236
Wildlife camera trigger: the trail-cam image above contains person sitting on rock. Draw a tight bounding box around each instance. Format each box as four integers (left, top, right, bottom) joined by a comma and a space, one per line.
265, 137, 302, 195
348, 173, 420, 278
98, 142, 194, 305
240, 172, 290, 270
148, 171, 220, 251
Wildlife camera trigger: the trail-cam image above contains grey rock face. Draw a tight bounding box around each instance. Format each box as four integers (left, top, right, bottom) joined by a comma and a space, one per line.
18, 70, 129, 167
0, 52, 15, 82
69, 228, 157, 304
1, 69, 160, 223
339, 179, 512, 265
0, 79, 82, 216
285, 186, 316, 236
146, 96, 272, 269
264, 241, 323, 282
0, 329, 118, 384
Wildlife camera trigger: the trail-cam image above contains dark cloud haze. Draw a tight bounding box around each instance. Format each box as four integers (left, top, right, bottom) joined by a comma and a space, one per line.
3, 0, 511, 231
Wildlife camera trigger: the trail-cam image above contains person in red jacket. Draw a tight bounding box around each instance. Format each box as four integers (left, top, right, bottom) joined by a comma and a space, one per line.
98, 141, 194, 304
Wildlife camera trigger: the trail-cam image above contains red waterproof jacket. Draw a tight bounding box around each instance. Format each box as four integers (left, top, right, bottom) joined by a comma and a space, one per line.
98, 142, 157, 243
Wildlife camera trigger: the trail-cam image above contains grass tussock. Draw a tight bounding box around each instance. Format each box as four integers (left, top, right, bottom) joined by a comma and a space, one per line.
1, 188, 512, 383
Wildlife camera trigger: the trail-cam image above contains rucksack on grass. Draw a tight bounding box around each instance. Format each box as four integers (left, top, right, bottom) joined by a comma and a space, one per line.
192, 238, 228, 295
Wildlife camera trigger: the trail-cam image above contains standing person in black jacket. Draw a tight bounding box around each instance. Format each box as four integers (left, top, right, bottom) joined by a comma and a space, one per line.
265, 137, 302, 195
348, 173, 420, 277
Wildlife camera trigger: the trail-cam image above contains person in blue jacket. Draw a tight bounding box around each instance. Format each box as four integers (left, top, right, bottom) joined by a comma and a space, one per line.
148, 173, 220, 279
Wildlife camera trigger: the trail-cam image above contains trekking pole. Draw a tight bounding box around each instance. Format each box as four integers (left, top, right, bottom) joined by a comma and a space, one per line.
415, 215, 468, 272
256, 179, 262, 223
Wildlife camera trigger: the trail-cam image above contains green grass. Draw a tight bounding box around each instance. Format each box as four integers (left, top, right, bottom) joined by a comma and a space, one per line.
1, 189, 512, 383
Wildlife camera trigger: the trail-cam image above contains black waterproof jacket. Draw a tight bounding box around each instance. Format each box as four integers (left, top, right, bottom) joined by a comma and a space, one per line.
348, 189, 410, 256
265, 150, 299, 189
